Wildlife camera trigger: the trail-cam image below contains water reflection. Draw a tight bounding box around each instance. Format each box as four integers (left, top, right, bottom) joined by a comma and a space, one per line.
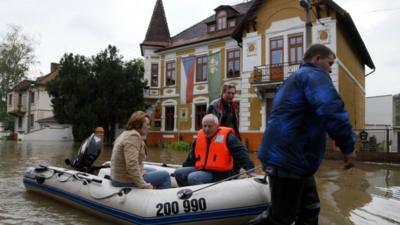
0, 140, 400, 225
317, 161, 400, 225
318, 163, 372, 225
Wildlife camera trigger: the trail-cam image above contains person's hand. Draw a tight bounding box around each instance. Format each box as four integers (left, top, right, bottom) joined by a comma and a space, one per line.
343, 151, 356, 170
143, 183, 153, 189
247, 172, 257, 177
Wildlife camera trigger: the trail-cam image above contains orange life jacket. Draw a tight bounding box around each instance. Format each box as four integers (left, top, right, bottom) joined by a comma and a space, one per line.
194, 127, 234, 172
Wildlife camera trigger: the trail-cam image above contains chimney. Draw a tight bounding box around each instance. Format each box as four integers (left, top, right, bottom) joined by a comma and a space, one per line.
51, 63, 60, 73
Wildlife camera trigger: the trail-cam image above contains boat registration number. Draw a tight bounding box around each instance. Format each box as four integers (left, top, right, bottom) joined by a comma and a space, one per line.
156, 198, 207, 216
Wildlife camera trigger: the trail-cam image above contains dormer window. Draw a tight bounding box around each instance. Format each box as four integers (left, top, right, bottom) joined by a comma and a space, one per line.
208, 25, 215, 33
217, 11, 227, 30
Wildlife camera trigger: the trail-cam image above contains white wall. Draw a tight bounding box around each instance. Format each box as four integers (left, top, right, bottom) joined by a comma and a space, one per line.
18, 126, 73, 141
365, 95, 395, 126
37, 88, 52, 110
242, 31, 262, 73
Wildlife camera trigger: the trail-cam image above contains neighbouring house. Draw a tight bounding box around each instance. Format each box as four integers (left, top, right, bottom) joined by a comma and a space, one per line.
0, 122, 9, 139
365, 95, 399, 152
140, 0, 375, 151
6, 63, 73, 141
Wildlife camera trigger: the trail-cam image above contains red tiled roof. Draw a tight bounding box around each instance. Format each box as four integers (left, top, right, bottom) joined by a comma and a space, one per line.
9, 79, 33, 92
9, 63, 60, 92
36, 63, 60, 85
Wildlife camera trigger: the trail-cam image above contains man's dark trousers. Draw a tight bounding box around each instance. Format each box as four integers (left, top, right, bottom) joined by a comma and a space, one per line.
250, 166, 320, 225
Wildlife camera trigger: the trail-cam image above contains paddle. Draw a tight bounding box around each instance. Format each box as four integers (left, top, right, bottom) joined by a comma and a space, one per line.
177, 166, 264, 200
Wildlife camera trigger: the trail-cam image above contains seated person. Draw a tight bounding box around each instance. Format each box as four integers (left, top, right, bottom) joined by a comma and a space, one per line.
110, 111, 171, 189
174, 114, 256, 186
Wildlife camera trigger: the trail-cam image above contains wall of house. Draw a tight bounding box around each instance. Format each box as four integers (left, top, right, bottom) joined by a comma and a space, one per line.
241, 0, 306, 133
241, 31, 262, 132
36, 87, 52, 110
252, 0, 304, 65
9, 86, 58, 135
336, 24, 366, 130
18, 125, 73, 141
12, 92, 29, 133
142, 0, 368, 151
145, 38, 246, 133
238, 0, 365, 150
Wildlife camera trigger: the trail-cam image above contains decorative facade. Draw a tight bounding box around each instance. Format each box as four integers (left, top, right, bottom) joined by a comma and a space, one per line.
141, 0, 375, 151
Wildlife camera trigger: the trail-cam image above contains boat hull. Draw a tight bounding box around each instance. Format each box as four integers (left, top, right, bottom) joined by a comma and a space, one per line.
23, 163, 270, 225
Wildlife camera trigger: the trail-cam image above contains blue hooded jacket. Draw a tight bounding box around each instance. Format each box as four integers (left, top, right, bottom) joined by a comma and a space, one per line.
257, 63, 355, 176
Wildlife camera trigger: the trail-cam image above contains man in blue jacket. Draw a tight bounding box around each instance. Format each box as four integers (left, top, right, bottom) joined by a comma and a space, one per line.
248, 44, 356, 225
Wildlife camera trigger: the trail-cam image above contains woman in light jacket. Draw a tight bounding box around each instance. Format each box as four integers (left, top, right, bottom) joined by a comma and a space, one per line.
110, 111, 171, 189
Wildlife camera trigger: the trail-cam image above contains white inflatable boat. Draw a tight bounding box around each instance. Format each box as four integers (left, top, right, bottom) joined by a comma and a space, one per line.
23, 162, 270, 225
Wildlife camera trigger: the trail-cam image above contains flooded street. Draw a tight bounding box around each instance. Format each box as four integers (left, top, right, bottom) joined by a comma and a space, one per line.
1, 140, 400, 225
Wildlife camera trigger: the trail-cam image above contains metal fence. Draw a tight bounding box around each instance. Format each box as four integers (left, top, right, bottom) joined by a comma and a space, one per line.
356, 128, 399, 153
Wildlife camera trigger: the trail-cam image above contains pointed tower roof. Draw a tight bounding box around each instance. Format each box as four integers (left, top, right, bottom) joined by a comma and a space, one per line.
142, 0, 171, 47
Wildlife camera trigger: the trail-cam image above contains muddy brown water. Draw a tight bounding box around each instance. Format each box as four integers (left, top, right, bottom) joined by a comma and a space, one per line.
0, 140, 399, 225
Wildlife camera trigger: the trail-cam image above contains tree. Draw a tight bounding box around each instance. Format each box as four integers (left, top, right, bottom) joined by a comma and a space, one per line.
47, 53, 96, 141
47, 45, 146, 143
395, 93, 400, 126
0, 25, 37, 129
92, 46, 146, 143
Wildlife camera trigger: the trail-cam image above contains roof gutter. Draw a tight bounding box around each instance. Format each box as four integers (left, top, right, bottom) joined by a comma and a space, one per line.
365, 68, 375, 77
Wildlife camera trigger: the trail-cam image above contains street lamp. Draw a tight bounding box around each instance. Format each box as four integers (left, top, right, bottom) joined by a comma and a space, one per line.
299, 0, 312, 48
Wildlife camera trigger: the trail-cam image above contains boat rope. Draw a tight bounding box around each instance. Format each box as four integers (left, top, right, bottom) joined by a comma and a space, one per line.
33, 164, 56, 184
178, 166, 264, 200
33, 170, 55, 184
33, 164, 102, 185
32, 163, 131, 200
61, 172, 103, 185
56, 173, 73, 182
89, 187, 132, 200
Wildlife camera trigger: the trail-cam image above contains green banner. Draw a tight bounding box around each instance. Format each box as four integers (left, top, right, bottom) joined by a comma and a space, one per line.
207, 51, 221, 102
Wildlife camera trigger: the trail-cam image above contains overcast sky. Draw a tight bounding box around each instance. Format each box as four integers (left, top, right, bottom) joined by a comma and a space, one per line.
1, 0, 399, 96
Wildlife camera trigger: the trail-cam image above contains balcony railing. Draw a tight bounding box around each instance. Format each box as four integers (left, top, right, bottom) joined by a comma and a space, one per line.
7, 103, 27, 115
7, 93, 27, 115
251, 62, 300, 85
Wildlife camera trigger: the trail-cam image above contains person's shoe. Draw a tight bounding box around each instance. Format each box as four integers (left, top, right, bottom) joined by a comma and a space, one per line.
246, 209, 269, 225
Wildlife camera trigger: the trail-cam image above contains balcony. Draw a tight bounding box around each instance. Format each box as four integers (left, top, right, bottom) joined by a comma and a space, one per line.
251, 62, 300, 99
7, 103, 27, 116
7, 92, 28, 116
144, 86, 161, 99
252, 62, 300, 85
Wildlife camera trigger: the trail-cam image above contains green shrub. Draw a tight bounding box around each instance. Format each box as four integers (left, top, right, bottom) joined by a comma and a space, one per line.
169, 141, 191, 151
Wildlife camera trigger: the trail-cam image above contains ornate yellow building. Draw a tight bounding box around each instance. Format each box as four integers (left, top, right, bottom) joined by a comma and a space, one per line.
140, 0, 374, 151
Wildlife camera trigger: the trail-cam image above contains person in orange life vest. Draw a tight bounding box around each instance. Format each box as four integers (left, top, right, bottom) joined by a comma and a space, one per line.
207, 84, 240, 139
174, 114, 256, 187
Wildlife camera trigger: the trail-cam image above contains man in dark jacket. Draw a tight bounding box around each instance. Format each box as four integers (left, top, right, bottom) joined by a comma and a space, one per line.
207, 84, 240, 139
248, 44, 356, 225
174, 114, 255, 186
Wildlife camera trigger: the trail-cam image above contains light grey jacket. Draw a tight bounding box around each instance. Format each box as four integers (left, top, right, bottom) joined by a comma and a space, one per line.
110, 129, 147, 188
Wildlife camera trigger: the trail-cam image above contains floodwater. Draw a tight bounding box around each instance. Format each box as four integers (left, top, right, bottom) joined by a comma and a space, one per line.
0, 140, 399, 225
